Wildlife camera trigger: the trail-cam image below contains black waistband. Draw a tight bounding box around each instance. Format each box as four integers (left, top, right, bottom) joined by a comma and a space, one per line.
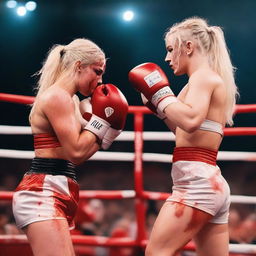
27, 158, 76, 181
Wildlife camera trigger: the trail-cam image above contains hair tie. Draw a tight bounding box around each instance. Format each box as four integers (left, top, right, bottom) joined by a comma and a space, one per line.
60, 48, 66, 58
206, 27, 212, 34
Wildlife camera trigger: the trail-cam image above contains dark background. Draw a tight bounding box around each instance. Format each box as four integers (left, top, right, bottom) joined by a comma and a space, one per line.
0, 0, 255, 152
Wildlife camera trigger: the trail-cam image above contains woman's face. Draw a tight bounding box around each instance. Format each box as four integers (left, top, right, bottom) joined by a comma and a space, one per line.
78, 61, 106, 96
165, 34, 187, 76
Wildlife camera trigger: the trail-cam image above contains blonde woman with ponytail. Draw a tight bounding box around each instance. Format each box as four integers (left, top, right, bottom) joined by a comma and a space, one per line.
129, 17, 238, 256
12, 38, 128, 255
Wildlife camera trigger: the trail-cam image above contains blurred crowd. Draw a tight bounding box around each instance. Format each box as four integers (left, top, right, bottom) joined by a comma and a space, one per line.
0, 159, 256, 256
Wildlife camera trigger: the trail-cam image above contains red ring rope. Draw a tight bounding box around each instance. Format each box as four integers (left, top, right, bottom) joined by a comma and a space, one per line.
1, 92, 256, 114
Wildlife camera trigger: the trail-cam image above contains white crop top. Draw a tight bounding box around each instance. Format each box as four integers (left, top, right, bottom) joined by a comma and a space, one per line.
199, 119, 223, 136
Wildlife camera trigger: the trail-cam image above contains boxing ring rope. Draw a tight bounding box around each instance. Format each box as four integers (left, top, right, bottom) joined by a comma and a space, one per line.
1, 93, 256, 254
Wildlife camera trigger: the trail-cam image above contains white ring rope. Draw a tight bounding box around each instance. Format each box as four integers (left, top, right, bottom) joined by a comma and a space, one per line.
229, 243, 256, 254
0, 125, 175, 140
0, 125, 32, 135
0, 149, 255, 162
1, 125, 256, 161
230, 195, 256, 204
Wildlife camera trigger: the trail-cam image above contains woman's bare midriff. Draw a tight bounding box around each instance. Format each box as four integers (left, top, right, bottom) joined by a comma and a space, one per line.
175, 128, 222, 151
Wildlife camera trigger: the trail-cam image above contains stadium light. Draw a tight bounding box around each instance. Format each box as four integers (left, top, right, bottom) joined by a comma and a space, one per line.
5, 1, 37, 17
122, 10, 134, 22
6, 0, 17, 8
25, 1, 37, 11
16, 6, 27, 16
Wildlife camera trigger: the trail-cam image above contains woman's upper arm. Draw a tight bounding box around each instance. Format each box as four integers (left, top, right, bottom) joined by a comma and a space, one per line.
184, 74, 215, 120
42, 92, 94, 153
164, 73, 217, 132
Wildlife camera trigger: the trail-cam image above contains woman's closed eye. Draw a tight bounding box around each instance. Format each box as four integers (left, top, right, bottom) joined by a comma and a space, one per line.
93, 68, 104, 76
167, 47, 173, 53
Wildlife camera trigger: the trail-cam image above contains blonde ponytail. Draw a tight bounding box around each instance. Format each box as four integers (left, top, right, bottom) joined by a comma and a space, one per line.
35, 45, 65, 97
208, 26, 238, 125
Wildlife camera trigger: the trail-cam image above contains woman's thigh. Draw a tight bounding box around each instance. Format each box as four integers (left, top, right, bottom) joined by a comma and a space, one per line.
24, 219, 75, 256
194, 223, 229, 256
146, 201, 212, 256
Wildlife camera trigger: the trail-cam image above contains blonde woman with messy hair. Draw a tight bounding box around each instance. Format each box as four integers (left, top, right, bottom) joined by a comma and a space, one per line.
129, 17, 239, 256
12, 38, 128, 255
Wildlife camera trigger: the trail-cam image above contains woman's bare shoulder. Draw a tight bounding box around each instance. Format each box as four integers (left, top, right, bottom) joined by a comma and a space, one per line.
39, 87, 73, 107
189, 69, 224, 89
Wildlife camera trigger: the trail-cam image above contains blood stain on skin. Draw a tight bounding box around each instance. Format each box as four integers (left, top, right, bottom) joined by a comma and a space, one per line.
174, 200, 185, 217
185, 206, 202, 231
172, 189, 187, 217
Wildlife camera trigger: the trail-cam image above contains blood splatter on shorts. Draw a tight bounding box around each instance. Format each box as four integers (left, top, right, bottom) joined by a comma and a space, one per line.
167, 147, 230, 224
13, 173, 79, 229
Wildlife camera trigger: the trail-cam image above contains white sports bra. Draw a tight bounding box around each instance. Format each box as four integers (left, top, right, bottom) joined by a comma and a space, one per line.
199, 119, 223, 136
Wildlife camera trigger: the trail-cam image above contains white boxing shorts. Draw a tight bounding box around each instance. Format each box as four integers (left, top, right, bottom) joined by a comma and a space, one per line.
167, 147, 231, 224
13, 173, 79, 229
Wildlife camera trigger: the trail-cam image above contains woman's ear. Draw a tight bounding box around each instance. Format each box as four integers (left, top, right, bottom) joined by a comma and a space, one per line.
75, 61, 82, 72
186, 41, 194, 55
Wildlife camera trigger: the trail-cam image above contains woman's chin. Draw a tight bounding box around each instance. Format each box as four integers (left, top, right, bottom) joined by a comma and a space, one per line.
173, 69, 184, 76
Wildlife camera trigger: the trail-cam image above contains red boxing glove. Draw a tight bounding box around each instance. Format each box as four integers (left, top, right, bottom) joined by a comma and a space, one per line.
91, 84, 128, 130
129, 62, 177, 112
85, 84, 128, 146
